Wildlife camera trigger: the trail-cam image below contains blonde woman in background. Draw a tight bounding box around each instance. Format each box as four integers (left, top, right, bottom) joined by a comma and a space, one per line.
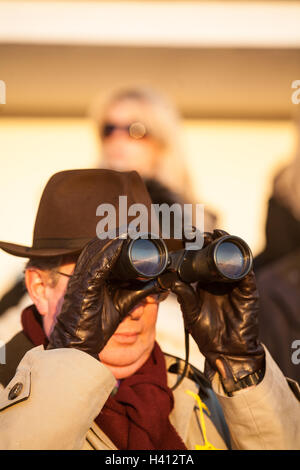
91, 86, 216, 232
90, 87, 217, 368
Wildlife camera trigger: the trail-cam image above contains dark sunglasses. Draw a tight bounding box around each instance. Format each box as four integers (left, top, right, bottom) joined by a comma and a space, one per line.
101, 122, 148, 140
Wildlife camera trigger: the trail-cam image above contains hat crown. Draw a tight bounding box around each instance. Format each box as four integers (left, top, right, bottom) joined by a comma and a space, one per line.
35, 169, 151, 240
0, 169, 153, 257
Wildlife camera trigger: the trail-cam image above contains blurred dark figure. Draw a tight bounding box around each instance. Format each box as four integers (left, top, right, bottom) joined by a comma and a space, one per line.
255, 116, 300, 383
254, 184, 300, 270
91, 86, 217, 232
0, 278, 25, 317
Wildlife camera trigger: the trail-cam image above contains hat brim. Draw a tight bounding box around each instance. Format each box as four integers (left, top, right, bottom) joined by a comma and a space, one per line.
0, 237, 184, 259
0, 241, 82, 258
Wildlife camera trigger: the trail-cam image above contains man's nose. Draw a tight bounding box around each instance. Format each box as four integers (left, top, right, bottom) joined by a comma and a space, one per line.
129, 304, 144, 320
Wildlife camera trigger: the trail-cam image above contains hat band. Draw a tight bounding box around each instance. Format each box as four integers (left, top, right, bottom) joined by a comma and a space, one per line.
33, 238, 92, 250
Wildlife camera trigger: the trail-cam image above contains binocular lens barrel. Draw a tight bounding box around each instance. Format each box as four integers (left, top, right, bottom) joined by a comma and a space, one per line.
113, 234, 252, 283
214, 241, 249, 279
177, 235, 252, 283
113, 237, 169, 280
129, 238, 168, 278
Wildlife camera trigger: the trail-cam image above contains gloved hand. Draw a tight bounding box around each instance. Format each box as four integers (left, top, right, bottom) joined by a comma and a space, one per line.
166, 230, 265, 394
47, 236, 162, 360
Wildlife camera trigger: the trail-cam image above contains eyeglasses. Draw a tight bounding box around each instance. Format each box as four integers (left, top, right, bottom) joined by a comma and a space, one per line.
54, 270, 72, 279
101, 121, 148, 140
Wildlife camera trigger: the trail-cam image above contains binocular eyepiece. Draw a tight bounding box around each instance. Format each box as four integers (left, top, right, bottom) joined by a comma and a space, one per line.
113, 233, 253, 284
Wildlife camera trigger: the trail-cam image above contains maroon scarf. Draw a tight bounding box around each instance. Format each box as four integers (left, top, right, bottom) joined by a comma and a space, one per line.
21, 305, 187, 450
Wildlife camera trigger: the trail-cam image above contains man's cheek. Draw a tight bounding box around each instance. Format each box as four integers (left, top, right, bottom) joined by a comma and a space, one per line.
49, 291, 67, 329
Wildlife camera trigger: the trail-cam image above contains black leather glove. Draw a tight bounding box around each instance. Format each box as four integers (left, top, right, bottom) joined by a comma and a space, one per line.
166, 230, 265, 394
47, 237, 162, 360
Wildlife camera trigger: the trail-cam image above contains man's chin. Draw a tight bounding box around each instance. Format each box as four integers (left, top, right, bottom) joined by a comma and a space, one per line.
99, 339, 155, 378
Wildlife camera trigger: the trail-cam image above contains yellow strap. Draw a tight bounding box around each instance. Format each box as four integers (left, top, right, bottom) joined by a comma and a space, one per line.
186, 389, 221, 450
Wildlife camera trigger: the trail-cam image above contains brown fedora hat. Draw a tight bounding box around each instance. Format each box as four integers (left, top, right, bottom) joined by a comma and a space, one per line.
0, 169, 158, 258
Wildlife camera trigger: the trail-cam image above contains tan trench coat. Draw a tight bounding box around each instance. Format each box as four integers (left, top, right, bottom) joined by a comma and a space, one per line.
0, 345, 299, 450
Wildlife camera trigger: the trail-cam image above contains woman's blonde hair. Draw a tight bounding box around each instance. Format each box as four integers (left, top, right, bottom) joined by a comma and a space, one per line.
90, 86, 194, 202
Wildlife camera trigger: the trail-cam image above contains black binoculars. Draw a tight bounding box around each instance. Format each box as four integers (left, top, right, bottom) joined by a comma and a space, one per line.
113, 233, 253, 284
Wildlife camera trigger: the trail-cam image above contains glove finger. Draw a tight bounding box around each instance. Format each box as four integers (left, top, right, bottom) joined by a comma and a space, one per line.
170, 280, 200, 329
111, 279, 165, 318
100, 280, 166, 349
204, 360, 218, 382
202, 231, 214, 248
212, 229, 230, 239
75, 237, 125, 287
100, 287, 125, 349
73, 236, 113, 274
92, 237, 125, 282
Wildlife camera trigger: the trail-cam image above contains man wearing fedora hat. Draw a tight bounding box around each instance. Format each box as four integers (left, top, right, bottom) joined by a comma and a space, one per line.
0, 169, 299, 450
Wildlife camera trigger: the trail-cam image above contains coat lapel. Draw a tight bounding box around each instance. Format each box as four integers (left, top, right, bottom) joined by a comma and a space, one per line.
168, 373, 199, 443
